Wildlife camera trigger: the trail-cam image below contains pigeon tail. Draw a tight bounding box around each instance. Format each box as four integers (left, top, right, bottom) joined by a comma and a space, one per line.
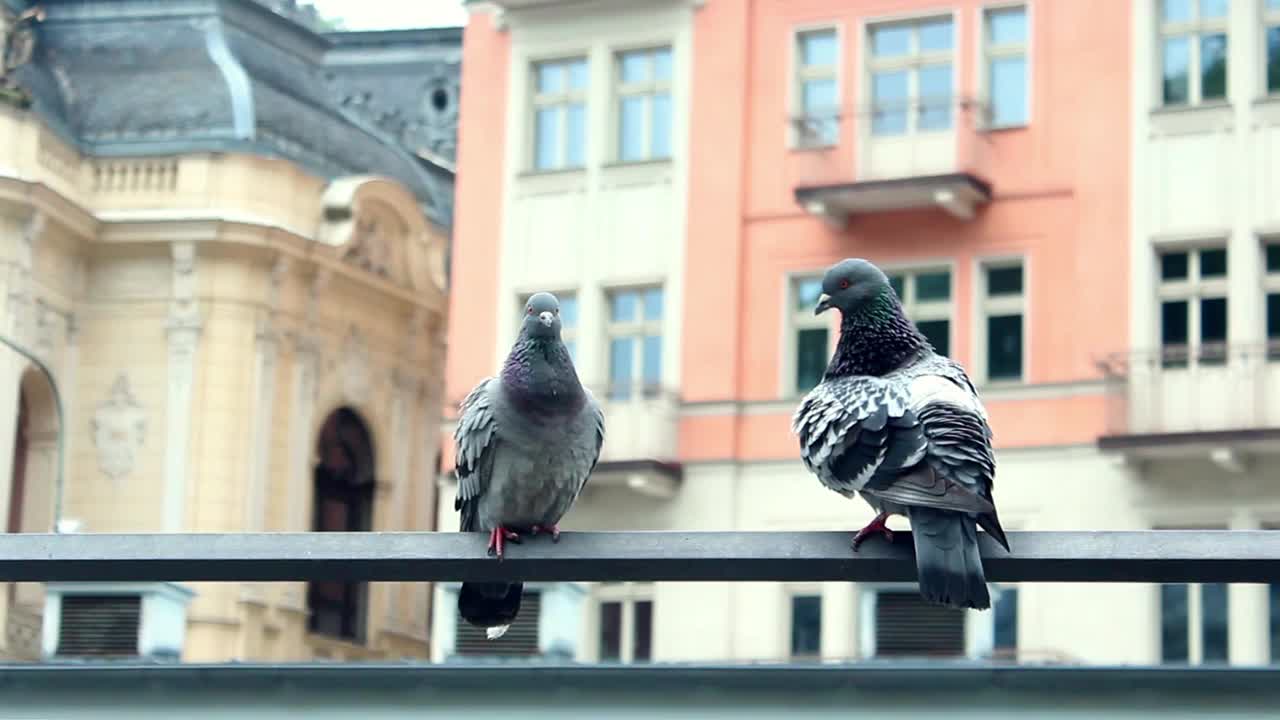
459, 581, 524, 634
907, 505, 990, 610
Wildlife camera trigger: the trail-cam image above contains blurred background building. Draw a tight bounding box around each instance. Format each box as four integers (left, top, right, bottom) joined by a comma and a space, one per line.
440, 0, 1280, 668
0, 0, 458, 662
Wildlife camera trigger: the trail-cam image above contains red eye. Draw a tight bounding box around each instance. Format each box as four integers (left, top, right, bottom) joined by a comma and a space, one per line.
527, 307, 534, 314
839, 279, 850, 289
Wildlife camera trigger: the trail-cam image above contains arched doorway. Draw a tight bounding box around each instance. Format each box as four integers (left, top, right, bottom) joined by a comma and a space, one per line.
306, 407, 375, 643
7, 389, 29, 536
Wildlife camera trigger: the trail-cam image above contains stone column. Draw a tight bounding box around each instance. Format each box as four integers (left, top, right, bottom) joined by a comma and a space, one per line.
245, 256, 289, 533
162, 242, 201, 533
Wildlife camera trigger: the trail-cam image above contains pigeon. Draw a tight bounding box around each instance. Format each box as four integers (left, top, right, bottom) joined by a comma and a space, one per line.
791, 259, 1009, 610
453, 292, 605, 639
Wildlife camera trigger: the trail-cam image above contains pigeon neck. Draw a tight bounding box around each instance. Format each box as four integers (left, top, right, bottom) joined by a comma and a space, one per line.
825, 291, 931, 379
500, 334, 585, 415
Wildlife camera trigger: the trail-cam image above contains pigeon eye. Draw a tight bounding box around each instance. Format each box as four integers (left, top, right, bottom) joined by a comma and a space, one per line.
839, 279, 850, 289
527, 307, 533, 314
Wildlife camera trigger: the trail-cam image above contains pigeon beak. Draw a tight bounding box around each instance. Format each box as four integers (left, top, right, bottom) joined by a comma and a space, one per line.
814, 294, 833, 316
538, 311, 555, 327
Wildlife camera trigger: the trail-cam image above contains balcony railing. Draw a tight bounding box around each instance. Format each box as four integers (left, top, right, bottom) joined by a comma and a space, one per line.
1098, 343, 1280, 438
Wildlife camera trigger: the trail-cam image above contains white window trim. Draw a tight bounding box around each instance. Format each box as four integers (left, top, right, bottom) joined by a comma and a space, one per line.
1156, 0, 1230, 107
864, 12, 958, 137
974, 257, 1028, 385
589, 582, 654, 664
884, 264, 954, 354
1267, 2, 1280, 97
785, 585, 824, 660
789, 24, 843, 149
530, 56, 589, 171
857, 582, 996, 660
783, 272, 837, 398
978, 2, 1032, 129
605, 285, 664, 397
1156, 245, 1228, 364
613, 46, 673, 163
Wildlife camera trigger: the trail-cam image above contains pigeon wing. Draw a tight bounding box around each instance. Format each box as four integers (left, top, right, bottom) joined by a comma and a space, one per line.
453, 377, 499, 532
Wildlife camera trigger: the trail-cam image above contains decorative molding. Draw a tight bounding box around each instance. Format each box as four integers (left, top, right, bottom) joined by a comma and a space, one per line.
245, 255, 289, 536
90, 374, 147, 482
164, 241, 202, 533
5, 211, 43, 341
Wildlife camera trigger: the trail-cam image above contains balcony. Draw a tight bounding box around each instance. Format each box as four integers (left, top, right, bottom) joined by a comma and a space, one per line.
1097, 343, 1280, 462
792, 97, 993, 223
586, 384, 681, 499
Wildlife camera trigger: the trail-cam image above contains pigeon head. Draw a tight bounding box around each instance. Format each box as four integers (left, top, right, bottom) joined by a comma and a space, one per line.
814, 258, 894, 317
520, 292, 564, 340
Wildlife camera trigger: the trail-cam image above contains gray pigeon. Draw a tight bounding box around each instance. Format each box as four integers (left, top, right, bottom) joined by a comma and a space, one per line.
792, 259, 1009, 610
453, 292, 605, 638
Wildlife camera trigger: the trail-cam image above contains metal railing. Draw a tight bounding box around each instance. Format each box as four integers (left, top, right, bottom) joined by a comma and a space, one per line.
0, 530, 1276, 584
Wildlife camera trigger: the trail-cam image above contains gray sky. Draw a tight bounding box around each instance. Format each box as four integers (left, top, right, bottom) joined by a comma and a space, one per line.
308, 0, 468, 29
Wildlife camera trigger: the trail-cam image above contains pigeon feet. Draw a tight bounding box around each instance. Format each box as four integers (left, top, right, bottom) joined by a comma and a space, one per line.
530, 524, 562, 542
486, 526, 522, 560
851, 512, 894, 551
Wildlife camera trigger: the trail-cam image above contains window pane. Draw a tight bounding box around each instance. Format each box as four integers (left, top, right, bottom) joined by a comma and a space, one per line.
1269, 27, 1280, 94
620, 51, 650, 84
619, 96, 645, 161
918, 64, 953, 130
987, 314, 1023, 380
1199, 0, 1229, 19
1270, 584, 1280, 663
916, 271, 951, 301
611, 291, 637, 322
993, 587, 1018, 652
1162, 0, 1192, 23
1268, 244, 1280, 274
560, 296, 579, 328
802, 78, 837, 114
790, 595, 822, 657
919, 18, 953, 52
1162, 300, 1189, 345
1161, 251, 1189, 281
796, 328, 829, 393
642, 335, 662, 388
1199, 247, 1227, 278
643, 288, 664, 321
633, 600, 653, 662
1268, 293, 1280, 340
651, 93, 672, 158
1162, 37, 1191, 105
599, 601, 622, 661
1202, 583, 1229, 663
800, 30, 837, 67
918, 319, 950, 357
987, 7, 1027, 45
987, 265, 1023, 296
795, 278, 824, 312
565, 103, 586, 167
568, 59, 589, 90
990, 56, 1028, 126
1270, 0, 1280, 11
1200, 297, 1227, 342
1161, 584, 1189, 663
1200, 34, 1228, 101
888, 274, 905, 299
872, 71, 909, 135
537, 62, 564, 94
652, 47, 672, 81
871, 24, 911, 57
534, 107, 561, 169
609, 337, 634, 399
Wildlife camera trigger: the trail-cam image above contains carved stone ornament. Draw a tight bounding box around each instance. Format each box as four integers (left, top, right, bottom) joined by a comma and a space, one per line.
342, 213, 392, 279
91, 374, 147, 481
0, 5, 45, 109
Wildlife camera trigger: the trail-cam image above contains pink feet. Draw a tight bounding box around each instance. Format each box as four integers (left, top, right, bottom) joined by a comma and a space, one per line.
486, 526, 522, 560
531, 524, 562, 542
851, 512, 894, 551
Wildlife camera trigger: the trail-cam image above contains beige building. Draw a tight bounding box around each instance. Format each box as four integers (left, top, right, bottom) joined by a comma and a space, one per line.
0, 0, 458, 662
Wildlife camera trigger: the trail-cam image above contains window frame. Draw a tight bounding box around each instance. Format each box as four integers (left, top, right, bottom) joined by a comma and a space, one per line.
1267, 0, 1280, 97
979, 2, 1031, 129
1265, 240, 1280, 360
530, 55, 589, 172
857, 582, 1004, 660
591, 582, 654, 664
785, 273, 837, 398
613, 45, 674, 163
786, 587, 824, 660
790, 24, 843, 149
864, 12, 958, 137
884, 265, 954, 357
604, 285, 664, 399
1155, 244, 1229, 367
976, 258, 1028, 385
1155, 0, 1230, 108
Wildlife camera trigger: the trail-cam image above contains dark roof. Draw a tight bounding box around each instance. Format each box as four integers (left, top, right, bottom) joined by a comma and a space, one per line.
13, 0, 460, 229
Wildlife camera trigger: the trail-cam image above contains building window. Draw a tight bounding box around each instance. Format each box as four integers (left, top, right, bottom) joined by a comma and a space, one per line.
616, 47, 672, 162
1268, 0, 1280, 95
992, 585, 1019, 659
606, 287, 663, 400
596, 583, 653, 663
1161, 583, 1230, 664
789, 593, 822, 659
454, 589, 542, 657
887, 268, 952, 357
532, 57, 588, 171
983, 6, 1029, 127
794, 28, 839, 147
791, 276, 831, 395
867, 15, 954, 136
1157, 247, 1228, 367
863, 587, 966, 659
519, 291, 579, 360
1158, 0, 1228, 107
980, 262, 1025, 382
1266, 243, 1280, 360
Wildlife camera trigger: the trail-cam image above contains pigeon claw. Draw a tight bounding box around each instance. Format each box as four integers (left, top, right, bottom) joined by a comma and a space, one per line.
531, 524, 562, 542
486, 526, 522, 560
851, 512, 894, 552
